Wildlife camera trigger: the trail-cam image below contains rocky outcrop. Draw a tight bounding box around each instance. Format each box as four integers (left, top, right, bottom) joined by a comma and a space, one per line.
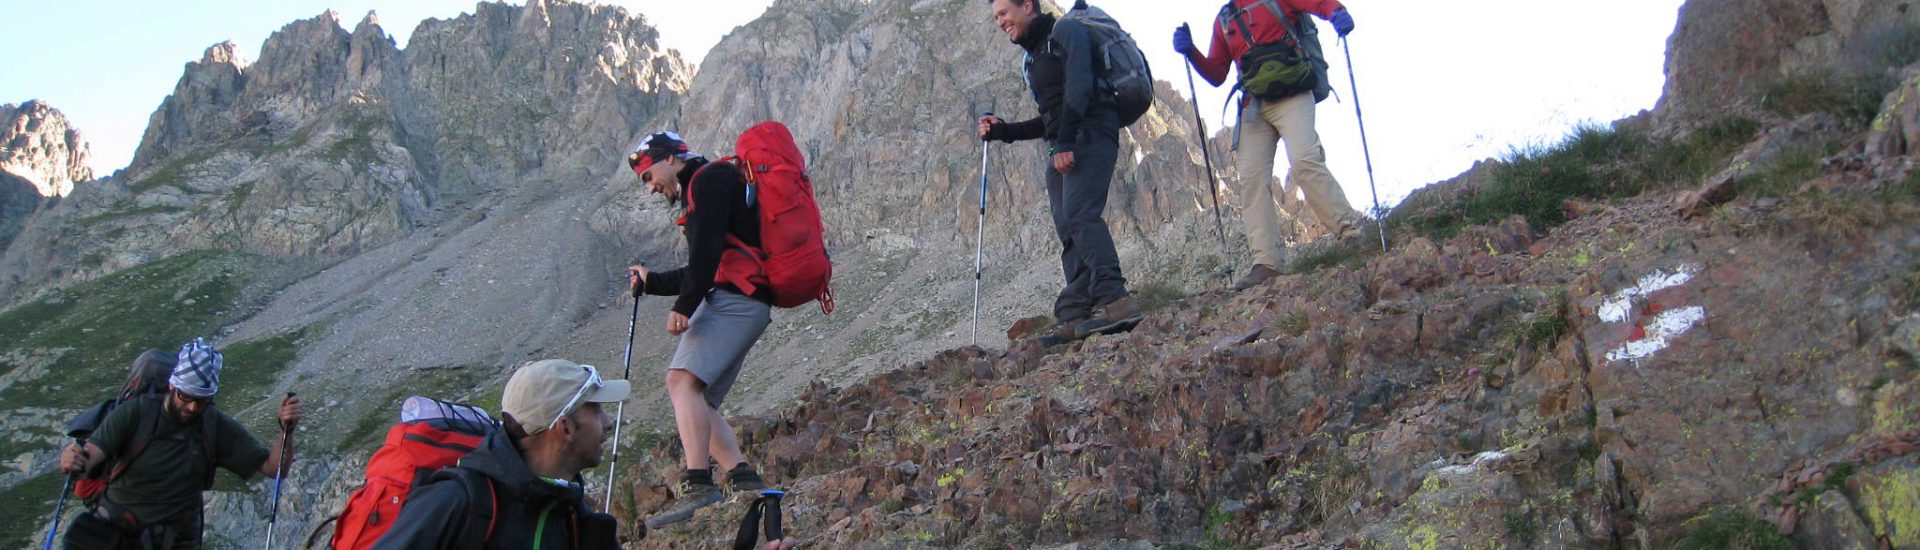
1, 100, 91, 198
627, 194, 1920, 548
1654, 0, 1920, 132
0, 100, 90, 257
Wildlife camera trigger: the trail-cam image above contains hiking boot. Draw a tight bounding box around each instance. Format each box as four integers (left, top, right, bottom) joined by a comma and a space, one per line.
727, 463, 767, 492
1233, 264, 1283, 291
645, 480, 723, 529
1036, 321, 1082, 348
1074, 297, 1144, 339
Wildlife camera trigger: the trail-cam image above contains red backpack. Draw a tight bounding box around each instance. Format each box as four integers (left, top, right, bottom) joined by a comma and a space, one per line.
691, 121, 835, 313
324, 399, 499, 550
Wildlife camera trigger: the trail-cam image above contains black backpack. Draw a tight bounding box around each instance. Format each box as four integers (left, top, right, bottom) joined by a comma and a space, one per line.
1221, 0, 1331, 102
1062, 2, 1153, 126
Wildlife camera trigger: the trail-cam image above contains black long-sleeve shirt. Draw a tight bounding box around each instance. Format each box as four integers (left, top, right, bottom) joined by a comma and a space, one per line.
987, 11, 1114, 153
639, 158, 769, 316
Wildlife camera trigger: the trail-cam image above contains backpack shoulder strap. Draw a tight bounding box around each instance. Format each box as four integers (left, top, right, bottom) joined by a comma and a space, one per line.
198, 410, 217, 490
442, 468, 498, 548
106, 396, 167, 483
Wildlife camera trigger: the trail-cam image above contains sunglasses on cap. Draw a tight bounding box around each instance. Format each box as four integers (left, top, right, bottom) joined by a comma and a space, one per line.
547, 364, 604, 431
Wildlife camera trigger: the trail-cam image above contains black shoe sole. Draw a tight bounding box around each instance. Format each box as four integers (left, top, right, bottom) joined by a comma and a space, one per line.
1037, 334, 1079, 347
1074, 315, 1142, 339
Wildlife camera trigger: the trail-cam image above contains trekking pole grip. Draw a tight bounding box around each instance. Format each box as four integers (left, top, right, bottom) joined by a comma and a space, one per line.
280, 392, 297, 431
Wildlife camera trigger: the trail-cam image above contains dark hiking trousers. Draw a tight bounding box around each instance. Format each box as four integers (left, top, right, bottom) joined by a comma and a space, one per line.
1045, 115, 1129, 323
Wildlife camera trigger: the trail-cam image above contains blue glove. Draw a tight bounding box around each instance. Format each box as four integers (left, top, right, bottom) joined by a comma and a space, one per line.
1173, 23, 1196, 55
1330, 8, 1354, 37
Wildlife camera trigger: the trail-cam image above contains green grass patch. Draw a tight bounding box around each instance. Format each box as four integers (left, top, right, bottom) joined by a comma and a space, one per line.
1883, 169, 1920, 203
1732, 146, 1826, 199
1287, 226, 1385, 274
1133, 280, 1187, 311
0, 250, 275, 459
1522, 311, 1569, 350
75, 204, 184, 227
1504, 510, 1539, 548
333, 365, 496, 453
1763, 69, 1898, 126
1791, 462, 1857, 506
128, 149, 215, 194
1674, 508, 1792, 550
1390, 118, 1755, 241
0, 469, 68, 550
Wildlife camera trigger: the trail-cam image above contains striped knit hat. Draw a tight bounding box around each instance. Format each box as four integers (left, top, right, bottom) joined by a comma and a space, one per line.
171, 337, 222, 397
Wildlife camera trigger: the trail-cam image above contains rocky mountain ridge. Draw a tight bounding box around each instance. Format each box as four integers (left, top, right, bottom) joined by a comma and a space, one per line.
4, 0, 1919, 548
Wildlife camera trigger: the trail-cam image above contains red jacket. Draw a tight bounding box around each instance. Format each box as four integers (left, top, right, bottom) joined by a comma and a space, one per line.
1188, 0, 1345, 86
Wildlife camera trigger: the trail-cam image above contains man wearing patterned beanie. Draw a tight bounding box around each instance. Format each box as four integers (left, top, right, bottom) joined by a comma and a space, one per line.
58, 337, 303, 549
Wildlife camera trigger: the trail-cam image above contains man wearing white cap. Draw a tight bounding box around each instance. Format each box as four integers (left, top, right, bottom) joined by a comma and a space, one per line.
373, 359, 631, 549
57, 338, 302, 550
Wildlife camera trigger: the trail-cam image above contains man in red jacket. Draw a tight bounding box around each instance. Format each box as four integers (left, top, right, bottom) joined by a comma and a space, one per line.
1176, 0, 1362, 290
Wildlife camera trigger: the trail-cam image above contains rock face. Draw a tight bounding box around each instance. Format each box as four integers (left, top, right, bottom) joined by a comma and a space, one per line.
0, 100, 91, 198
1653, 0, 1920, 131
0, 100, 91, 253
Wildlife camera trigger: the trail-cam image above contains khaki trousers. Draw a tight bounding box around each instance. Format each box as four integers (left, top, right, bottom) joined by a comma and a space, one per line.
1234, 92, 1359, 268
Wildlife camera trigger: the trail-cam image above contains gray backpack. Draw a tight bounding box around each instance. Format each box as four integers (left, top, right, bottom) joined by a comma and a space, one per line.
1063, 2, 1153, 126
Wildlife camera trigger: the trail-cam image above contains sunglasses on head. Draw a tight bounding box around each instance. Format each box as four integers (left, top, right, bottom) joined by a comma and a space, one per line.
547, 365, 603, 431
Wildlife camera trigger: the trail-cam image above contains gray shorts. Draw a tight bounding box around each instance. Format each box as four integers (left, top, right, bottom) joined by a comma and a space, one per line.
667, 290, 772, 409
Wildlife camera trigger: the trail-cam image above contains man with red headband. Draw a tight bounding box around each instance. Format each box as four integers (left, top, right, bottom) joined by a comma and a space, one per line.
624, 131, 773, 528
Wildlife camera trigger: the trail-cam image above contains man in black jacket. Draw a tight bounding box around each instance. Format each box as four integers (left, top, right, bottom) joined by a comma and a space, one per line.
371, 359, 628, 549
979, 0, 1142, 345
626, 131, 773, 529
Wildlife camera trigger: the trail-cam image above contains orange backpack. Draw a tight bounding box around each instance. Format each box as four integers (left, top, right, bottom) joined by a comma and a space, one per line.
326, 399, 498, 550
690, 121, 835, 313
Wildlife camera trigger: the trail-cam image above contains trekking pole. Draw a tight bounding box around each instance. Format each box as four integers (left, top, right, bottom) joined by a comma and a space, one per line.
1340, 38, 1388, 252
41, 438, 81, 550
1182, 58, 1235, 286
602, 296, 641, 509
971, 112, 992, 346
265, 392, 296, 550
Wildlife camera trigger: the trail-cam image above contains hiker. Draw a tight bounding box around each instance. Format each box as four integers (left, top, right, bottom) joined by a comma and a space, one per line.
626, 131, 775, 528
371, 359, 628, 549
55, 338, 301, 550
979, 0, 1143, 345
1175, 0, 1364, 289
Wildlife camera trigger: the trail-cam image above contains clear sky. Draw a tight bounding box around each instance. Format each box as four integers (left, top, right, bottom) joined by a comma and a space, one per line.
0, 0, 1684, 209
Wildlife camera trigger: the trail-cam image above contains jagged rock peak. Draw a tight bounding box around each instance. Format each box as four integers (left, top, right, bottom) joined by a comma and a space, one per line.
200, 41, 246, 68
0, 100, 92, 197
129, 42, 248, 172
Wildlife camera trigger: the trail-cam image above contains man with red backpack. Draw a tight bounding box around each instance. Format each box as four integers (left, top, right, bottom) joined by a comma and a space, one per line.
1175, 0, 1364, 290
56, 338, 302, 550
370, 359, 628, 549
626, 130, 783, 528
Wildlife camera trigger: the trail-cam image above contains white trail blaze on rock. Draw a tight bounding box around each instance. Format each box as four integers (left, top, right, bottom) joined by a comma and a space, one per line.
1599, 264, 1707, 363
